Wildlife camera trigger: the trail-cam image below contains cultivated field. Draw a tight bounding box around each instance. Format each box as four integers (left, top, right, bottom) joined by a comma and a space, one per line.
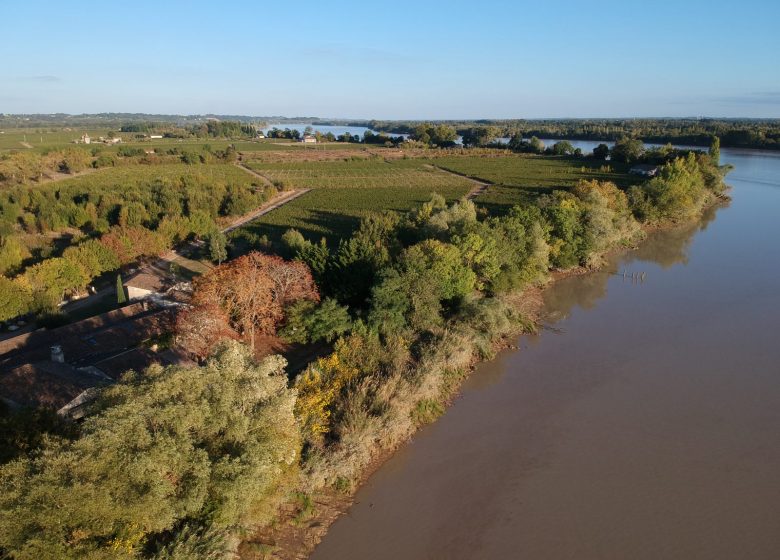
424, 154, 643, 211
243, 158, 473, 190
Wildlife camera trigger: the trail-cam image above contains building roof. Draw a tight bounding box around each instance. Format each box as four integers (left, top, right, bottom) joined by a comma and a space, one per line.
630, 164, 659, 172
0, 361, 109, 411
125, 269, 169, 292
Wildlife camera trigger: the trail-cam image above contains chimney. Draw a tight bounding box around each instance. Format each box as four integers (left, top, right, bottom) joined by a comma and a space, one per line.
51, 345, 65, 363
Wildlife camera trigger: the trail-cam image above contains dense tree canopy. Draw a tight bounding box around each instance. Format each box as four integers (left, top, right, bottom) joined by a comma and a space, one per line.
0, 342, 299, 559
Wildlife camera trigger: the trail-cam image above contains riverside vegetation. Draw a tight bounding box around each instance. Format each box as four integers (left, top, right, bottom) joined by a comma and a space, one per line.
0, 126, 728, 558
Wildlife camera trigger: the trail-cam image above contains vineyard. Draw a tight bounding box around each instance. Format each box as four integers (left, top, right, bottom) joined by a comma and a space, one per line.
244, 158, 473, 190
232, 183, 471, 244
423, 154, 643, 211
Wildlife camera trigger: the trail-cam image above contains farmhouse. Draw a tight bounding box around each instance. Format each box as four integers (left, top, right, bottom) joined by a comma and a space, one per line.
150, 134, 163, 139
301, 135, 317, 144
629, 164, 659, 177
79, 133, 91, 144
124, 268, 170, 300
256, 133, 265, 139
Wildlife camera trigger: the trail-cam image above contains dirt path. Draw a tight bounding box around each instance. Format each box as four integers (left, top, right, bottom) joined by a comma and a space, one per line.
235, 160, 276, 188
220, 188, 310, 233
425, 164, 491, 198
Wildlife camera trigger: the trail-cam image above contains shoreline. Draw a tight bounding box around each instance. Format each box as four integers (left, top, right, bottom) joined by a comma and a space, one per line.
239, 193, 730, 560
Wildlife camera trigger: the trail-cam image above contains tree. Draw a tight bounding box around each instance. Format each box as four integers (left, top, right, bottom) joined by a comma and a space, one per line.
709, 135, 720, 165
0, 342, 300, 558
206, 230, 228, 264
191, 252, 319, 349
115, 274, 126, 304
280, 298, 352, 344
0, 237, 30, 276
175, 302, 236, 359
370, 239, 476, 333
551, 141, 575, 155
461, 126, 500, 148
592, 143, 610, 160
528, 136, 545, 153
24, 257, 89, 308
0, 277, 32, 322
611, 137, 644, 163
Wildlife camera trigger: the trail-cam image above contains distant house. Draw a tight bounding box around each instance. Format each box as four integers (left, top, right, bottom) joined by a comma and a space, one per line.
80, 133, 91, 144
144, 149, 156, 154
629, 164, 659, 177
256, 133, 265, 139
150, 134, 163, 139
301, 135, 317, 144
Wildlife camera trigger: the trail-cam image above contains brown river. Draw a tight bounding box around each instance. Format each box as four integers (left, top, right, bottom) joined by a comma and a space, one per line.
310, 147, 780, 560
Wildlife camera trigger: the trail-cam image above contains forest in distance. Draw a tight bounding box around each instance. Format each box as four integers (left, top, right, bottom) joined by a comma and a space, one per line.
3, 114, 780, 150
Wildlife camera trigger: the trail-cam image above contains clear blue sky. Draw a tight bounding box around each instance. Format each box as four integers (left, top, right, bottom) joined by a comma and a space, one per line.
2, 0, 779, 119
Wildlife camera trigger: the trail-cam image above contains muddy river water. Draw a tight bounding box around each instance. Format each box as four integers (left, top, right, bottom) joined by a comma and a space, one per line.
311, 147, 780, 560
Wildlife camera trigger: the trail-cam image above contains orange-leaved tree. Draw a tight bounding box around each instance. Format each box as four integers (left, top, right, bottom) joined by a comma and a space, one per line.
180, 251, 319, 354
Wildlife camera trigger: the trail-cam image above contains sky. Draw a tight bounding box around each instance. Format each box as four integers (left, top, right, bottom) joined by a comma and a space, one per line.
1, 0, 779, 119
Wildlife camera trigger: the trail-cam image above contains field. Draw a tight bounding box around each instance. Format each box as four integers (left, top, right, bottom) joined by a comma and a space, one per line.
229, 158, 472, 244
0, 127, 296, 154
41, 162, 258, 196
423, 154, 643, 212
230, 152, 643, 246
243, 158, 472, 190
231, 183, 471, 246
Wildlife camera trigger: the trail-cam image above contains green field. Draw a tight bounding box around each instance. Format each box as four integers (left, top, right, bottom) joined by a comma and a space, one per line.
244, 158, 473, 190
424, 154, 643, 212
231, 157, 473, 245
230, 153, 645, 247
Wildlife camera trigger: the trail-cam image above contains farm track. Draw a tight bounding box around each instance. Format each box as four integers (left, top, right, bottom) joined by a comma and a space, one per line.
426, 163, 491, 198
234, 160, 276, 188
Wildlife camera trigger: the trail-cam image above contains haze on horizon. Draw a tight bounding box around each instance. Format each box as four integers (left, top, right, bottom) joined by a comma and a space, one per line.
2, 0, 779, 119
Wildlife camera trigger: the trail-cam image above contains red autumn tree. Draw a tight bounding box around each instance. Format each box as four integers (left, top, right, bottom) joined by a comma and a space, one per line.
189, 251, 319, 350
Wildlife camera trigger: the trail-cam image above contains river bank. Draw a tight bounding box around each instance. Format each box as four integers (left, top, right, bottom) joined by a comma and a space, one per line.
241, 186, 729, 559
307, 147, 780, 560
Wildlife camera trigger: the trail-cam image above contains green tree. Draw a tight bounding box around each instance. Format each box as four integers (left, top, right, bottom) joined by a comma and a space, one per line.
0, 342, 299, 559
551, 141, 575, 155
281, 298, 352, 344
611, 137, 644, 163
206, 230, 228, 264
370, 239, 475, 333
528, 136, 545, 153
592, 143, 610, 160
709, 135, 721, 165
116, 274, 126, 304
0, 277, 33, 322
24, 257, 89, 308
0, 237, 29, 276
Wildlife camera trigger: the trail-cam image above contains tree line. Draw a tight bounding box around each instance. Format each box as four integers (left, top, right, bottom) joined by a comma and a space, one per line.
368, 118, 780, 150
